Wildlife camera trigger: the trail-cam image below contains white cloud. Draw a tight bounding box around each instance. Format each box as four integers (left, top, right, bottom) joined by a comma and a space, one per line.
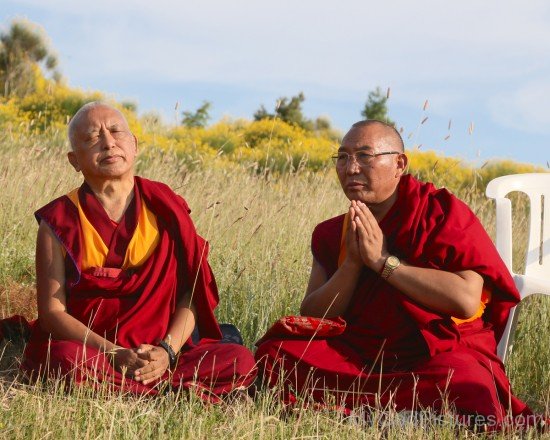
8, 0, 550, 89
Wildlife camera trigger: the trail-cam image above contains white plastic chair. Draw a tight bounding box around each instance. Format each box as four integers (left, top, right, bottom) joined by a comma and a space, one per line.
485, 173, 550, 362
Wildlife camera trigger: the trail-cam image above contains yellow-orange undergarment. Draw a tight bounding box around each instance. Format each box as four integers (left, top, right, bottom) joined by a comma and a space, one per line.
66, 188, 159, 271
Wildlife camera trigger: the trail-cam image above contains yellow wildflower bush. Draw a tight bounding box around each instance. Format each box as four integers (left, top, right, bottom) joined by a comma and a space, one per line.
15, 70, 103, 132
163, 119, 335, 172
407, 149, 476, 190
478, 160, 544, 187
196, 119, 245, 154
232, 119, 336, 172
0, 72, 546, 184
0, 98, 30, 128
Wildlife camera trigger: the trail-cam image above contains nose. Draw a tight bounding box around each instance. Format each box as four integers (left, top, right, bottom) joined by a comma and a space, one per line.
345, 155, 361, 174
99, 128, 116, 149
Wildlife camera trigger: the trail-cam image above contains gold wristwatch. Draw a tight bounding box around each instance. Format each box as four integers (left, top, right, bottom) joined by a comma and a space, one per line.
381, 255, 400, 280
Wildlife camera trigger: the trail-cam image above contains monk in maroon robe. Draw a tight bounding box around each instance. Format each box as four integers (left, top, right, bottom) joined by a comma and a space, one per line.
255, 120, 536, 429
22, 102, 256, 399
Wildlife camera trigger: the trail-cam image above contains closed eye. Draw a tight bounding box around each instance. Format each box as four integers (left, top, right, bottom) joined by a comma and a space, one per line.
356, 152, 374, 160
110, 129, 131, 139
85, 133, 100, 143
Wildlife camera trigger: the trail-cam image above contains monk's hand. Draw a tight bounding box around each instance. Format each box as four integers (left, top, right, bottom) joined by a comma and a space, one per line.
133, 344, 170, 385
345, 205, 363, 269
111, 347, 149, 376
352, 201, 389, 272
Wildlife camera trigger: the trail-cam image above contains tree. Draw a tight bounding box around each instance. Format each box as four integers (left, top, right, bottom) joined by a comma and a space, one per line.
361, 86, 394, 125
314, 116, 331, 131
181, 101, 212, 128
0, 19, 60, 97
121, 100, 138, 113
254, 92, 313, 130
253, 104, 271, 121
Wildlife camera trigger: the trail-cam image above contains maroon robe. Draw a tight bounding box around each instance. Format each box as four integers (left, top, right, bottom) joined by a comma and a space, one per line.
23, 177, 256, 398
256, 175, 534, 427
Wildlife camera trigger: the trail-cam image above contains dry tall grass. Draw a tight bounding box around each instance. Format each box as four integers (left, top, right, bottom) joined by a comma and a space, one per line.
0, 131, 548, 439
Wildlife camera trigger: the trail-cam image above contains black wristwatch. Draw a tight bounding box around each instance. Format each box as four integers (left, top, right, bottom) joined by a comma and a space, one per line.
158, 340, 177, 368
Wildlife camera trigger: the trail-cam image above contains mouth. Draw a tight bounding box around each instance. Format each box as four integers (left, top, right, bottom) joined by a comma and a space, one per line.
346, 181, 365, 190
100, 155, 123, 164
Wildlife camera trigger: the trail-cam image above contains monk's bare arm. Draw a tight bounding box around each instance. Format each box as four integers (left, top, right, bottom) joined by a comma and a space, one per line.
164, 292, 196, 353
134, 292, 196, 384
352, 201, 483, 319
300, 257, 362, 318
385, 265, 483, 319
36, 222, 117, 351
36, 222, 147, 371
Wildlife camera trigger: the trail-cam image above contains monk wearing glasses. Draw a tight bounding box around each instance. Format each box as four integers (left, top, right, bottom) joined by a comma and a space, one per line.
256, 120, 533, 428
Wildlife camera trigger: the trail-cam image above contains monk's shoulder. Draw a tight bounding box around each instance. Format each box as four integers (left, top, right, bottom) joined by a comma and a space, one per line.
135, 176, 191, 213
135, 176, 177, 197
311, 214, 344, 274
35, 194, 77, 225
312, 214, 346, 241
312, 214, 345, 251
428, 186, 479, 229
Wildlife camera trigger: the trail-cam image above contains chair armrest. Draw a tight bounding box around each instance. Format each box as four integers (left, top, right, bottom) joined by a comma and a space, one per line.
513, 274, 550, 299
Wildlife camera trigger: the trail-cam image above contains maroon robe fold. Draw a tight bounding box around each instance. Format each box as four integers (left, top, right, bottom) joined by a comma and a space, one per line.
256, 175, 534, 428
23, 177, 256, 398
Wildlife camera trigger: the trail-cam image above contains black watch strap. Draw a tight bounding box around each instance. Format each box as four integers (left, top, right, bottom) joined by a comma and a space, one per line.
158, 340, 177, 368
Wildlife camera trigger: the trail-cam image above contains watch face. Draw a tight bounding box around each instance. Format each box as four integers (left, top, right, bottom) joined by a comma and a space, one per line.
387, 256, 400, 268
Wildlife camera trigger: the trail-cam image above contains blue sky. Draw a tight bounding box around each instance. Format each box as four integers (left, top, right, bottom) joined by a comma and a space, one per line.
2, 0, 550, 168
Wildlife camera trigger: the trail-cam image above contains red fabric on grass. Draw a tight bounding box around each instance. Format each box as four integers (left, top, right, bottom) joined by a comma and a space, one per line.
255, 316, 346, 347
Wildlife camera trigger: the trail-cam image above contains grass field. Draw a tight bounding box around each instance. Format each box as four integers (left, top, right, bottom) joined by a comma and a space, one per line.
0, 129, 548, 439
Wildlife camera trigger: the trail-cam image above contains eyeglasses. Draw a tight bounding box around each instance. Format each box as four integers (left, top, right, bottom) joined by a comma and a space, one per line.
331, 151, 401, 168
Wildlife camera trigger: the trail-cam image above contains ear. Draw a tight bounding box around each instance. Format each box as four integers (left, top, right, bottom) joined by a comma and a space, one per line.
395, 153, 408, 177
67, 151, 81, 172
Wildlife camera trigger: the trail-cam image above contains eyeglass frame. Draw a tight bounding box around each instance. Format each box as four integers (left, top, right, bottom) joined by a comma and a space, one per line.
331, 150, 402, 167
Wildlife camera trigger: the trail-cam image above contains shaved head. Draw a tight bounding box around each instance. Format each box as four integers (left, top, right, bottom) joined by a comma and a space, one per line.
336, 119, 408, 218
346, 120, 404, 152
66, 101, 137, 181
68, 101, 127, 150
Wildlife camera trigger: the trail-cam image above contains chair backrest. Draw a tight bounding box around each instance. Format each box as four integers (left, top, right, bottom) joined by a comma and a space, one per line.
485, 173, 550, 280
486, 173, 550, 361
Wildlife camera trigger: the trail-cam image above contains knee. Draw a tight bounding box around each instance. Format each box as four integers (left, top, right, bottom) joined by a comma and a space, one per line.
47, 340, 103, 372
48, 341, 83, 365
254, 340, 285, 364
222, 343, 256, 376
446, 364, 497, 399
34, 340, 88, 377
427, 352, 500, 414
438, 354, 492, 388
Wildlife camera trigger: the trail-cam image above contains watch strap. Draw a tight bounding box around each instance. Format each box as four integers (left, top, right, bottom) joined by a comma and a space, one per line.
158, 340, 177, 368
